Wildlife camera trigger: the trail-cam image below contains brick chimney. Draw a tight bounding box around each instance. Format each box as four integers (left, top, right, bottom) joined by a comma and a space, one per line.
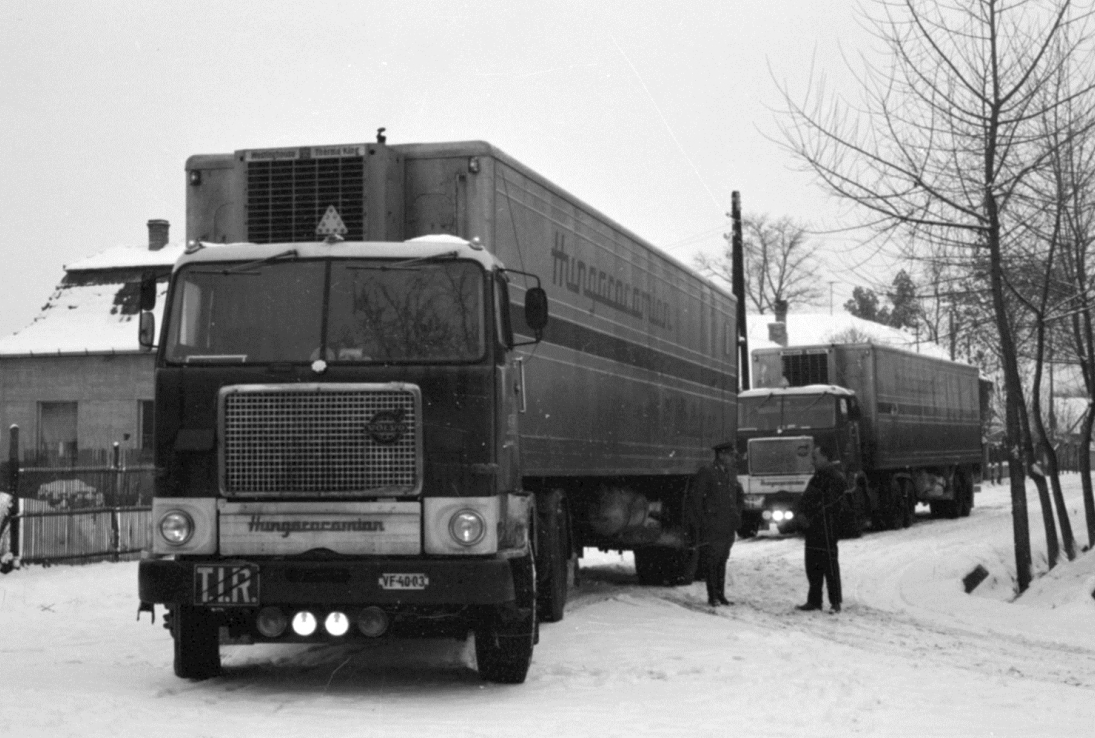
768, 298, 788, 347
147, 219, 169, 251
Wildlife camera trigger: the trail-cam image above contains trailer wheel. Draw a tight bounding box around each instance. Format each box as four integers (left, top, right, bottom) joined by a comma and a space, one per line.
873, 478, 902, 531
475, 553, 536, 684
535, 490, 570, 623
899, 479, 914, 528
957, 471, 974, 517
171, 605, 220, 680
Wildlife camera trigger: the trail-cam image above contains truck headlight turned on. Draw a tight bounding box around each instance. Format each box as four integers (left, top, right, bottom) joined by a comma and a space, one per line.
137, 136, 737, 684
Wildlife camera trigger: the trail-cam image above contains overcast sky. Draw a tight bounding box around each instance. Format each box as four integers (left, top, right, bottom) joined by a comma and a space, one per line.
0, 0, 887, 339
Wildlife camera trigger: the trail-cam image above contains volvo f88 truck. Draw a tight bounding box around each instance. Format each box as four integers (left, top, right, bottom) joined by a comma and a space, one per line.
137, 135, 737, 683
736, 342, 983, 537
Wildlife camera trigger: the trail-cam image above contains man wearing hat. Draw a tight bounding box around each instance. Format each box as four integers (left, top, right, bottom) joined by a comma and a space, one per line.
686, 440, 745, 606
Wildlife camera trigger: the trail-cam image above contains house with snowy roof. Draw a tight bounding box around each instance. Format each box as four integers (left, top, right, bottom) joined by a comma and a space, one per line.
0, 220, 182, 464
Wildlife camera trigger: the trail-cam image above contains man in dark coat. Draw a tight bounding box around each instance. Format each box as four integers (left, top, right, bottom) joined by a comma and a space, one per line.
688, 441, 744, 606
796, 442, 846, 613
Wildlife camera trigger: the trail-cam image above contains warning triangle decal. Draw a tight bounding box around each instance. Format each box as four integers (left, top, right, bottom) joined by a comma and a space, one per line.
316, 205, 348, 236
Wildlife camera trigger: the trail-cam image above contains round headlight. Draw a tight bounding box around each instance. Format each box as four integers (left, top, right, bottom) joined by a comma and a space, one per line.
159, 510, 194, 546
449, 509, 486, 546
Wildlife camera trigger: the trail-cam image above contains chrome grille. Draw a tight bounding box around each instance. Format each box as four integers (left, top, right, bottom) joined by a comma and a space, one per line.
748, 437, 815, 476
221, 384, 420, 496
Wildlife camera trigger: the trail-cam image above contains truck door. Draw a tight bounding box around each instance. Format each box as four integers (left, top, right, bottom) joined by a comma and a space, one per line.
495, 273, 521, 492
840, 397, 862, 474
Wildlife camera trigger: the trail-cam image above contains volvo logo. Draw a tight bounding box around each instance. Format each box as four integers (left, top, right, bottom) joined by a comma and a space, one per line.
366, 409, 406, 445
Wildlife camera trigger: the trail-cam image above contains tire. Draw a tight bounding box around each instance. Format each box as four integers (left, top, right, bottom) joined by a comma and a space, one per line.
957, 471, 974, 517
171, 605, 220, 680
872, 478, 900, 531
634, 547, 696, 586
535, 490, 569, 623
737, 516, 761, 539
899, 479, 914, 529
476, 553, 536, 684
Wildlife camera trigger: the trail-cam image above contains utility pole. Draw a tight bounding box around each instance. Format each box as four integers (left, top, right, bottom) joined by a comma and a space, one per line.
730, 192, 749, 391
828, 281, 835, 315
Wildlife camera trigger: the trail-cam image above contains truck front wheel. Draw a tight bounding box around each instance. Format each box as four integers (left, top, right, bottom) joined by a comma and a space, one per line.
171, 605, 220, 680
535, 489, 570, 623
475, 554, 536, 684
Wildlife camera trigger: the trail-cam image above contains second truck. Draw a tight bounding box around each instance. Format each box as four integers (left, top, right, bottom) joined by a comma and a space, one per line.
735, 342, 985, 537
136, 134, 738, 684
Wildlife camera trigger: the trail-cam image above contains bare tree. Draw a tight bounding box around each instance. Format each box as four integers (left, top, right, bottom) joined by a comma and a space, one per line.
694, 214, 825, 314
777, 0, 1095, 591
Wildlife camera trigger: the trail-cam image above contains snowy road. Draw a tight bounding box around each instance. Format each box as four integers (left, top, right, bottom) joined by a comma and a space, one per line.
2, 478, 1094, 737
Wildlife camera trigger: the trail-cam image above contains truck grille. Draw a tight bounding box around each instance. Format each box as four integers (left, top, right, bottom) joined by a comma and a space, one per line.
247, 156, 365, 243
220, 384, 421, 497
748, 437, 815, 476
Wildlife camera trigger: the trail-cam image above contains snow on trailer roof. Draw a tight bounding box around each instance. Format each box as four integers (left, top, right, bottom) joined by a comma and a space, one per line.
746, 311, 951, 360
0, 244, 181, 357
739, 384, 855, 398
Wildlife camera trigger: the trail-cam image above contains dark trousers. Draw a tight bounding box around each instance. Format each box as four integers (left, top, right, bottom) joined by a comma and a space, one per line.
805, 544, 841, 607
699, 537, 733, 601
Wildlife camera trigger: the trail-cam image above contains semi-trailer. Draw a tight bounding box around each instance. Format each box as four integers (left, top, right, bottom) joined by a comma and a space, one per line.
136, 134, 737, 684
736, 342, 983, 537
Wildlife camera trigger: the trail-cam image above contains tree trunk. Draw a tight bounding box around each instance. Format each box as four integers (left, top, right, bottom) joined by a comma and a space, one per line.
986, 192, 1032, 593
1026, 363, 1063, 567
1079, 408, 1095, 549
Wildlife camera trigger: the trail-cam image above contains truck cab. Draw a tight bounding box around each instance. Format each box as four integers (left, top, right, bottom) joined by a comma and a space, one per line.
736, 385, 861, 536
137, 234, 549, 684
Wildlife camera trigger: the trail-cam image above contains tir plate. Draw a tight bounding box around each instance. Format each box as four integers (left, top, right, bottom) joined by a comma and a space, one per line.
194, 564, 259, 606
379, 573, 428, 590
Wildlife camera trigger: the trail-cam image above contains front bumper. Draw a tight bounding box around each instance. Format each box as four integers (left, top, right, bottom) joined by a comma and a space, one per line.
139, 555, 517, 607
742, 490, 804, 531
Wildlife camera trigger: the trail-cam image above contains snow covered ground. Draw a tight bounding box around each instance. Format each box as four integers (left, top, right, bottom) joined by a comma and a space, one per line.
2, 477, 1094, 738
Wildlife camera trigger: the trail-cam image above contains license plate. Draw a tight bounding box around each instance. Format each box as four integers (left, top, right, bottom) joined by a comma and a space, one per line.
379, 573, 428, 590
194, 564, 259, 606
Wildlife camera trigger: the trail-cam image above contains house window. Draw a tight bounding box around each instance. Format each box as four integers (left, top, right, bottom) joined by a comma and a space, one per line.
38, 401, 78, 464
139, 400, 154, 459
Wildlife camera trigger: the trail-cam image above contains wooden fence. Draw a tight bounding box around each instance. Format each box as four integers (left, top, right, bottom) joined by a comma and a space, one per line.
1, 427, 153, 567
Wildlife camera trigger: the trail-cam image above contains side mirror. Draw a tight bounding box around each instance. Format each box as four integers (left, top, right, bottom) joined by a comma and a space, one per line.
139, 276, 157, 311
138, 312, 156, 351
524, 287, 548, 334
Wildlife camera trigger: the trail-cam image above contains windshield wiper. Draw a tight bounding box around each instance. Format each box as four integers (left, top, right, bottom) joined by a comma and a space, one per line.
193, 249, 300, 275
347, 250, 460, 271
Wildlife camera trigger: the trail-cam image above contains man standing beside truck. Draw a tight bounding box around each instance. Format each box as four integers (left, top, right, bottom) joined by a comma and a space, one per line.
687, 442, 744, 606
796, 443, 845, 613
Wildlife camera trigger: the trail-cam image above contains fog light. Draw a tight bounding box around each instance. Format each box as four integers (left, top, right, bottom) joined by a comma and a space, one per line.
784, 511, 794, 521
256, 607, 288, 638
291, 611, 317, 636
357, 606, 390, 638
325, 611, 350, 637
762, 510, 773, 521
449, 509, 485, 546
159, 511, 193, 546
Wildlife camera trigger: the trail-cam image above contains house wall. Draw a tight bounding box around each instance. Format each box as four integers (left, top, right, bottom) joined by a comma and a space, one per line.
0, 354, 154, 460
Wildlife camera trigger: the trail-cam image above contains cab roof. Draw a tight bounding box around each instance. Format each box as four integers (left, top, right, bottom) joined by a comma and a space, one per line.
172, 234, 504, 273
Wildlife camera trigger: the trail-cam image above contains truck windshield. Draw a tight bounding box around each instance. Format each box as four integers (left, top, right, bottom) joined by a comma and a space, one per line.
164, 259, 486, 364
738, 394, 836, 431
